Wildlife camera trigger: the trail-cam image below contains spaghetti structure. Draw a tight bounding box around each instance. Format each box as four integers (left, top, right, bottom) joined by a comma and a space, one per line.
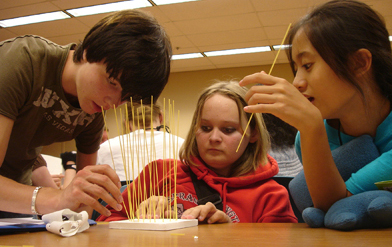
101, 97, 197, 230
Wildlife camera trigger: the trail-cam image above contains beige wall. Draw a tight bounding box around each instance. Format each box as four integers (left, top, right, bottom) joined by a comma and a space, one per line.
41, 63, 294, 157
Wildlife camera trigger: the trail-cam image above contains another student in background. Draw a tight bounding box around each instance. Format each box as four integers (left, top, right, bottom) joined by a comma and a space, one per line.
59, 151, 77, 189
56, 128, 111, 189
263, 113, 302, 177
98, 81, 297, 223
97, 103, 185, 185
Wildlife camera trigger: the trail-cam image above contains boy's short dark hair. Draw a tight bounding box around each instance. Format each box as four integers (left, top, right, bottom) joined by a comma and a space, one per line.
73, 9, 172, 103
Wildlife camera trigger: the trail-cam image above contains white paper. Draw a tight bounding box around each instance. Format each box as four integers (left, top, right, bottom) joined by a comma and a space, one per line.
42, 209, 89, 237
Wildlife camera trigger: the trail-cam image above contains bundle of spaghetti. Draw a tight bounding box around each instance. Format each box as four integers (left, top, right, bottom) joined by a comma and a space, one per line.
102, 97, 181, 222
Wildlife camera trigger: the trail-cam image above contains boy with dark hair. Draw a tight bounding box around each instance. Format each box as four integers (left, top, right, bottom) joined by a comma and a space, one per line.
0, 9, 172, 218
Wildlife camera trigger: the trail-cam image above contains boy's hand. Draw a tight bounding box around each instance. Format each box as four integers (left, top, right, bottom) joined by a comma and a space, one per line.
59, 164, 123, 217
181, 202, 231, 224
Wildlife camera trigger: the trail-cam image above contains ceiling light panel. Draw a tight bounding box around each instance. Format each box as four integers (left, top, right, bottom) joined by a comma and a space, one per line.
272, 44, 290, 50
152, 0, 199, 5
204, 46, 271, 57
172, 53, 204, 60
0, 11, 70, 28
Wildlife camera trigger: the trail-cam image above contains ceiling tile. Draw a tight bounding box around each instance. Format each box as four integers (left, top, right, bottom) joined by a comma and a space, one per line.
0, 0, 45, 10
50, 0, 121, 10
174, 13, 261, 35
250, 0, 327, 11
187, 27, 267, 47
264, 25, 292, 41
170, 35, 195, 51
0, 28, 18, 41
156, 0, 255, 21
172, 47, 200, 55
159, 22, 184, 37
141, 7, 171, 23
257, 8, 308, 27
0, 2, 60, 19
366, 0, 392, 20
171, 57, 215, 72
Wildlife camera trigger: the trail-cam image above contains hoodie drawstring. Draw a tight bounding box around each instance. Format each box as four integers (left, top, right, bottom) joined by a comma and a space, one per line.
222, 182, 228, 212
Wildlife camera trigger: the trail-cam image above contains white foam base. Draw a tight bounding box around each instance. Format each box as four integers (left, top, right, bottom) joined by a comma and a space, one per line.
109, 218, 198, 231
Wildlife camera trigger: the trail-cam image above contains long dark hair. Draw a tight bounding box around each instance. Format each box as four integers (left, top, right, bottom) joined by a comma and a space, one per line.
286, 0, 392, 106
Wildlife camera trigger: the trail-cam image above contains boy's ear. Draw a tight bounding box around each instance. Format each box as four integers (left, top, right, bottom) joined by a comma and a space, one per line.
82, 50, 88, 62
350, 48, 372, 77
249, 129, 259, 143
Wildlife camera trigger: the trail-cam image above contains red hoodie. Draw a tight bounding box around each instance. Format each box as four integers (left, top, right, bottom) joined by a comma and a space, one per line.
97, 155, 297, 223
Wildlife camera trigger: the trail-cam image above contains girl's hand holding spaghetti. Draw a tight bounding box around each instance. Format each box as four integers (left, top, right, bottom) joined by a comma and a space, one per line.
239, 71, 322, 133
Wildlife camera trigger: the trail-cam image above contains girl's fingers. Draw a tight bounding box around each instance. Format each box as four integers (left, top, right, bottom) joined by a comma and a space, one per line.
155, 197, 169, 217
247, 93, 280, 106
240, 71, 277, 87
197, 202, 217, 221
181, 203, 231, 224
181, 203, 217, 222
163, 210, 177, 219
181, 207, 199, 219
206, 211, 231, 224
136, 196, 168, 218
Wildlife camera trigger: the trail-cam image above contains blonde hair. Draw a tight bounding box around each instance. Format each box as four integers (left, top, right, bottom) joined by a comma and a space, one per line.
126, 102, 161, 129
179, 80, 270, 177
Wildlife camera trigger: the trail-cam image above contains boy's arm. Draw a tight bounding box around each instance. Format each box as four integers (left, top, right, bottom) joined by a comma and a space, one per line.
0, 115, 55, 214
0, 114, 13, 170
0, 114, 36, 214
0, 114, 123, 216
32, 166, 61, 189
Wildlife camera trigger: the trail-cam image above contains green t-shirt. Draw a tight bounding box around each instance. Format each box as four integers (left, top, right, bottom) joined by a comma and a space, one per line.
0, 35, 104, 185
